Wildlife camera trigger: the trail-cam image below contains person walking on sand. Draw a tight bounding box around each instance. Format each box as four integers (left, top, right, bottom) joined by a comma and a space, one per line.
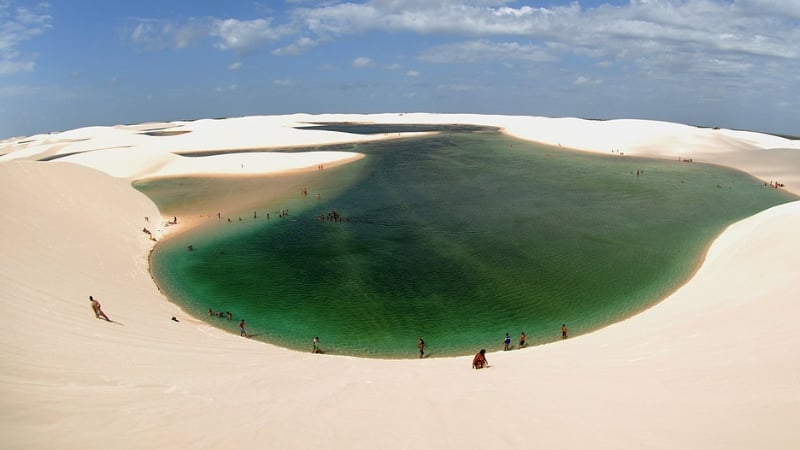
418, 337, 425, 359
89, 295, 110, 321
562, 324, 568, 340
472, 349, 488, 369
503, 333, 511, 351
519, 331, 527, 349
312, 336, 320, 353
239, 319, 248, 338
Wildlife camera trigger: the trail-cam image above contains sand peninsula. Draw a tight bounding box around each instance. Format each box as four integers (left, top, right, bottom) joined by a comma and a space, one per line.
1, 114, 799, 449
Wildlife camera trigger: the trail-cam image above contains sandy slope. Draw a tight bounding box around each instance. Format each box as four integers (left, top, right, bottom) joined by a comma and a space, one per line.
1, 114, 799, 449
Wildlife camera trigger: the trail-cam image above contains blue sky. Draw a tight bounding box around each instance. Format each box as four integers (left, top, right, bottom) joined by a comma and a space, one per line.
1, 0, 799, 138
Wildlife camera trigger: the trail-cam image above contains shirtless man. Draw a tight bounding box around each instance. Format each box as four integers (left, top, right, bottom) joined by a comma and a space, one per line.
89, 296, 110, 321
472, 349, 488, 369
418, 338, 425, 359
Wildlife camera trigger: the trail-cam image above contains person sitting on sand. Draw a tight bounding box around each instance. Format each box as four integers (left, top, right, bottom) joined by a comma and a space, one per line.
472, 349, 488, 369
519, 332, 527, 349
89, 295, 110, 321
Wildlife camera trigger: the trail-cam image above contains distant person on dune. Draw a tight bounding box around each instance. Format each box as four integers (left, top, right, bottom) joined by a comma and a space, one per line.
89, 295, 110, 321
239, 319, 248, 338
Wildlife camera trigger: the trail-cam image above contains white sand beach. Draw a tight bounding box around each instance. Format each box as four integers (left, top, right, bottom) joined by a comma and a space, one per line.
1, 114, 799, 449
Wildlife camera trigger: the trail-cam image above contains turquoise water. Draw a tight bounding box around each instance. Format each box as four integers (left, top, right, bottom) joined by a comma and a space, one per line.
138, 128, 796, 358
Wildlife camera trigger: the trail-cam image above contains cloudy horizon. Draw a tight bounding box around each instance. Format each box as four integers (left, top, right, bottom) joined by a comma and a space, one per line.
1, 0, 798, 138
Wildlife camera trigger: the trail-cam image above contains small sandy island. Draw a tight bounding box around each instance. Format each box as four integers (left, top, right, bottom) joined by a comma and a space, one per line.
1, 113, 799, 449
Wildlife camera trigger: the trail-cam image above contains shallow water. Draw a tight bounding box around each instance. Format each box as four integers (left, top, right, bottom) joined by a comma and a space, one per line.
137, 128, 797, 358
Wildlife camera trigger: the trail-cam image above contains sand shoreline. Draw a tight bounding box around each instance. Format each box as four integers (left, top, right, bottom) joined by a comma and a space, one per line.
2, 113, 799, 449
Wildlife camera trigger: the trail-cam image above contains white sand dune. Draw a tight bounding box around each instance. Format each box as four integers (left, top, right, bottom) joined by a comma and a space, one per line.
1, 114, 799, 449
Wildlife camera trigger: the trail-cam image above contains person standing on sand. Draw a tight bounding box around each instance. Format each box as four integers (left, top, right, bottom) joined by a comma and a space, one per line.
89, 296, 110, 321
472, 349, 488, 369
418, 338, 425, 359
503, 333, 511, 351
239, 320, 248, 338
519, 332, 527, 349
312, 336, 320, 353
562, 324, 568, 340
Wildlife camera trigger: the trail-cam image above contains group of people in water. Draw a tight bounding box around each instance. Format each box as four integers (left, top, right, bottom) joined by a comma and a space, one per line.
206, 308, 249, 337
208, 308, 233, 320
767, 180, 785, 189
318, 209, 348, 222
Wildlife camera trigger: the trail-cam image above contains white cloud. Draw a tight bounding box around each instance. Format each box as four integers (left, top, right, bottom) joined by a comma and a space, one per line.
272, 37, 318, 56
128, 19, 208, 50
420, 40, 553, 63
574, 75, 601, 86
273, 79, 295, 86
228, 62, 242, 71
211, 18, 283, 52
122, 0, 799, 117
352, 56, 373, 68
406, 70, 420, 77
0, 57, 34, 75
126, 1, 800, 76
436, 82, 481, 92
0, 2, 52, 75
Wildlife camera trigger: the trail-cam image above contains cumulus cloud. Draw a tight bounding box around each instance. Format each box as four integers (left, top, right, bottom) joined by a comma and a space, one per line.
211, 18, 284, 52
352, 56, 373, 68
129, 16, 290, 53
0, 2, 52, 75
124, 0, 799, 100
126, 1, 799, 71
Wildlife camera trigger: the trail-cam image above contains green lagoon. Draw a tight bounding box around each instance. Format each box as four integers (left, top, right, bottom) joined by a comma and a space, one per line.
136, 126, 796, 358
